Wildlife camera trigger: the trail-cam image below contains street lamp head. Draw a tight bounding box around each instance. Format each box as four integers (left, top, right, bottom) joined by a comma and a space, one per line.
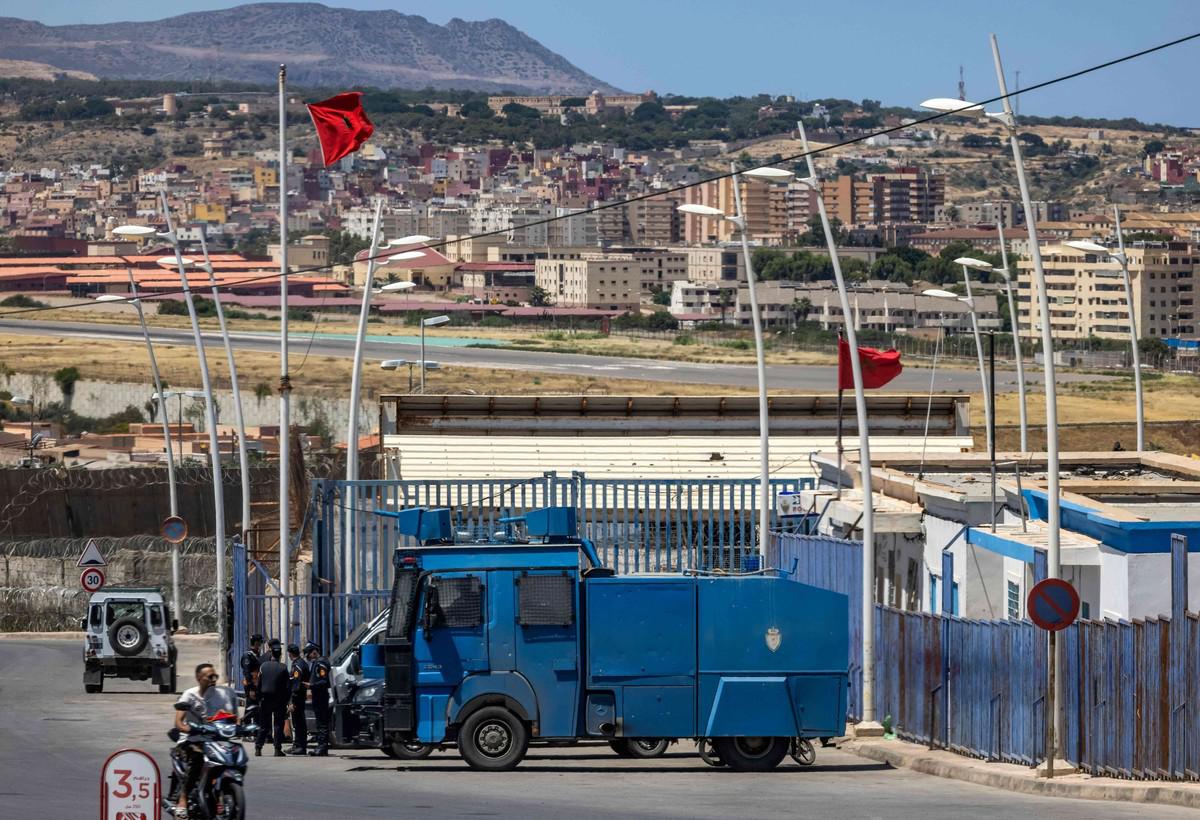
113, 225, 158, 238
919, 97, 986, 118
94, 294, 137, 305
380, 281, 417, 292
381, 251, 425, 264
379, 359, 408, 370
676, 203, 728, 220
954, 257, 993, 271
422, 315, 451, 327
1063, 240, 1110, 255
156, 256, 196, 268
387, 235, 433, 247
423, 362, 441, 371
151, 391, 177, 400
7, 395, 31, 406
922, 288, 960, 300
993, 268, 1013, 282
183, 390, 207, 400
741, 167, 795, 183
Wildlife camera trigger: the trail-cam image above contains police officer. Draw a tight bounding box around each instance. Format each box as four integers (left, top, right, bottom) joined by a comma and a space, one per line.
255, 644, 290, 757
286, 643, 310, 755
239, 634, 264, 706
305, 641, 331, 756
264, 637, 282, 663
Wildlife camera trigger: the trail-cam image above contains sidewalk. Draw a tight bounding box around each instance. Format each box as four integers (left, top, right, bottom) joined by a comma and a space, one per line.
845, 737, 1200, 810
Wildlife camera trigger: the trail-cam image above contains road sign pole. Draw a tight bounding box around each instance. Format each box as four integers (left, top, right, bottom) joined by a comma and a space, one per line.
1046, 629, 1057, 778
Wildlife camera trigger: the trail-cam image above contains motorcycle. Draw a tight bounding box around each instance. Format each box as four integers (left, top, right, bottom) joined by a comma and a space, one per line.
164, 706, 259, 819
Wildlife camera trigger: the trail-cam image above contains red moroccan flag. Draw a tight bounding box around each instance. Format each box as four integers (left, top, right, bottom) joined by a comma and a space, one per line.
838, 338, 903, 390
307, 92, 374, 166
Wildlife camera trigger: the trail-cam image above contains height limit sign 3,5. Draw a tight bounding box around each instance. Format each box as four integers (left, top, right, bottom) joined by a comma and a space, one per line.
1027, 578, 1080, 632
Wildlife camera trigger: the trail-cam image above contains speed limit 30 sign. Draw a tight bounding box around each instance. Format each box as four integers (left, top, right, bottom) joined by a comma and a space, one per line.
80, 567, 106, 593
101, 748, 161, 820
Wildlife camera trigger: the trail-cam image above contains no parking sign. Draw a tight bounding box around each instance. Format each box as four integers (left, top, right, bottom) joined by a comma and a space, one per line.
100, 748, 160, 820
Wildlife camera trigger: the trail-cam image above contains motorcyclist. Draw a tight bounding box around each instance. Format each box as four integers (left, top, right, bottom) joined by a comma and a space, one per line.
172, 663, 237, 819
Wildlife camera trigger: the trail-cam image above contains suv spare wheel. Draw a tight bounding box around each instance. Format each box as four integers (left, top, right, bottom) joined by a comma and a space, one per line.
109, 616, 149, 656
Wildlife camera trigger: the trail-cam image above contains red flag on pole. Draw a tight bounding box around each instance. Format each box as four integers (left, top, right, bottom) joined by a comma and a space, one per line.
306, 92, 374, 166
838, 338, 903, 389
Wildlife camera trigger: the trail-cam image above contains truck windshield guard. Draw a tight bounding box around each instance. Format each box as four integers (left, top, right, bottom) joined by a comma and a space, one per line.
387, 570, 420, 640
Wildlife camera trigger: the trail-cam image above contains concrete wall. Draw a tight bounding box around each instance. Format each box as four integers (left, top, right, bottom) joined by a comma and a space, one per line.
2, 373, 363, 439
0, 537, 221, 632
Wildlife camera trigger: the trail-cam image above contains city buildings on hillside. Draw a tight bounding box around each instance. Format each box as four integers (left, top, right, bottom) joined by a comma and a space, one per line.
1014, 242, 1197, 341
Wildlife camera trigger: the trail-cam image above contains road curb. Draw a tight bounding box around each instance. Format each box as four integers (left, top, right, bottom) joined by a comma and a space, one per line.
845, 739, 1200, 809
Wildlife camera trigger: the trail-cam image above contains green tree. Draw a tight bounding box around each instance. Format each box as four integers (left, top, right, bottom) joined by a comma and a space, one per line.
651, 289, 671, 306
528, 285, 552, 307
53, 366, 81, 400
1142, 139, 1166, 156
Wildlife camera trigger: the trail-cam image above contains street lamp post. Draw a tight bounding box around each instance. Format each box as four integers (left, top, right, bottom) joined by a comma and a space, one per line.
995, 222, 1028, 451
123, 194, 230, 682
953, 257, 995, 455
1065, 218, 1144, 451
794, 119, 880, 731
381, 359, 439, 393
925, 280, 999, 528
678, 164, 793, 557
95, 283, 181, 618
419, 315, 450, 394
195, 231, 254, 545
921, 34, 1066, 773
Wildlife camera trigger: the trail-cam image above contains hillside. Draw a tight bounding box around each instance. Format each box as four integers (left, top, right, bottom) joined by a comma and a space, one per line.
0, 2, 619, 94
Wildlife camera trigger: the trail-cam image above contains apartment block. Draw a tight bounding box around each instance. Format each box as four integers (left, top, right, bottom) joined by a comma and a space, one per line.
820, 167, 945, 226
1014, 242, 1198, 341
534, 249, 688, 309
535, 255, 639, 310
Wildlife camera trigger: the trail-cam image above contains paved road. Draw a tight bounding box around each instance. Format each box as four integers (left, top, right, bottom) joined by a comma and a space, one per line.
0, 639, 1180, 819
0, 317, 1063, 393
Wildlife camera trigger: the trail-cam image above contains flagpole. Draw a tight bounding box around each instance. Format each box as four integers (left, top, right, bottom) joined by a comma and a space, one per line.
277, 63, 291, 644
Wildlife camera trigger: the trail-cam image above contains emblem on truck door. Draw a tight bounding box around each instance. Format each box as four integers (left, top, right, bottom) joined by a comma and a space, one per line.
765, 627, 782, 652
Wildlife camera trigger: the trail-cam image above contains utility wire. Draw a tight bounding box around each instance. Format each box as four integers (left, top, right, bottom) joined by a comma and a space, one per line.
0, 29, 1196, 323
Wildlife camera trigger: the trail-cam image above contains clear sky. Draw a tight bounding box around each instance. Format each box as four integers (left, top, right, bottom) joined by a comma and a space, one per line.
3, 0, 1198, 124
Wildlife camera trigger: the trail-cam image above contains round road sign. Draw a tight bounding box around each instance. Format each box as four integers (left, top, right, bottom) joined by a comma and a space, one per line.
1027, 578, 1080, 632
80, 567, 106, 593
161, 515, 188, 544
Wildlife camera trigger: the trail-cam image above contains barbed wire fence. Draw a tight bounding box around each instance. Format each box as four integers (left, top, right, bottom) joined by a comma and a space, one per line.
0, 535, 222, 632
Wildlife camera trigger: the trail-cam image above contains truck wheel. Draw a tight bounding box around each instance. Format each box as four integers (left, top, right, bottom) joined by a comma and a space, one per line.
610, 738, 669, 758
108, 617, 149, 657
712, 737, 788, 772
697, 738, 725, 767
85, 680, 103, 694
458, 707, 528, 771
385, 740, 434, 760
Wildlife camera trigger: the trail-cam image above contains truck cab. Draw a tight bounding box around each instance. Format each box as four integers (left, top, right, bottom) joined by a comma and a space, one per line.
379, 506, 848, 771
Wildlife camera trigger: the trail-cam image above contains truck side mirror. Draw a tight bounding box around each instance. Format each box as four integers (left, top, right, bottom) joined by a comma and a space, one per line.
171, 618, 179, 633
79, 617, 87, 630
349, 646, 361, 674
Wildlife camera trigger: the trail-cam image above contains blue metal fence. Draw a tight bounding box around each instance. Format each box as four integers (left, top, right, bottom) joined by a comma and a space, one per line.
318, 472, 814, 599
771, 530, 1198, 780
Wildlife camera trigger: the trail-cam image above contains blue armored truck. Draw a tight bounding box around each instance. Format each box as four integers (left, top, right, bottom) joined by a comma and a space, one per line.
376, 506, 848, 771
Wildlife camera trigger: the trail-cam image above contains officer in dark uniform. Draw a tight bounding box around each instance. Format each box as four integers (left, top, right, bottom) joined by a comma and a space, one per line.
264, 637, 282, 663
239, 634, 264, 705
305, 641, 331, 756
286, 643, 310, 755
255, 644, 290, 757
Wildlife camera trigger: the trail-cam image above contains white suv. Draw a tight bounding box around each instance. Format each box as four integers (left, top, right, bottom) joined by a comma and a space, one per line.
81, 588, 178, 694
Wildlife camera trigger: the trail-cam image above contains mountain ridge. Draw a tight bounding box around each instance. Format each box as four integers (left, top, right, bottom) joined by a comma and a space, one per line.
0, 3, 621, 94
